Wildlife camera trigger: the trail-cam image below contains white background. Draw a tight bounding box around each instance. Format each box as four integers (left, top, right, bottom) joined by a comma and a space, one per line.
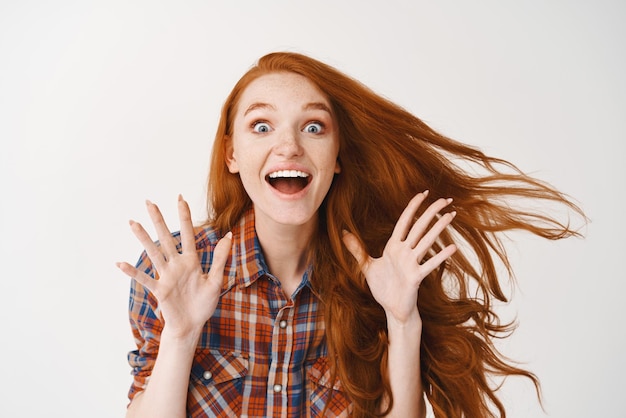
1, 1, 624, 417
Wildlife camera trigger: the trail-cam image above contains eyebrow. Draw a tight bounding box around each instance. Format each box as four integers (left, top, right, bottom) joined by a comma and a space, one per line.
303, 102, 332, 114
243, 102, 332, 116
244, 102, 275, 116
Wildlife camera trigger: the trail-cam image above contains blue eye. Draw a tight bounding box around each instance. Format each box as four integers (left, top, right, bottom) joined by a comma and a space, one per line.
304, 122, 323, 134
253, 122, 271, 133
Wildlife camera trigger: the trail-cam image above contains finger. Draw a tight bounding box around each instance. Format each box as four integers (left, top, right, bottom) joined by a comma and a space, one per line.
129, 220, 167, 270
391, 191, 429, 242
412, 210, 457, 261
419, 244, 457, 277
177, 195, 196, 254
341, 230, 367, 268
207, 232, 233, 283
146, 200, 179, 258
405, 197, 453, 249
116, 261, 158, 293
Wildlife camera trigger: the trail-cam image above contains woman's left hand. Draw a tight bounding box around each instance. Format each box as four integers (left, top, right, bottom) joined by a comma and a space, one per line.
342, 191, 457, 326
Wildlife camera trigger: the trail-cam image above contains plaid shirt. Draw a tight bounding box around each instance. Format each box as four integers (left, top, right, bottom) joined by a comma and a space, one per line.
127, 209, 352, 417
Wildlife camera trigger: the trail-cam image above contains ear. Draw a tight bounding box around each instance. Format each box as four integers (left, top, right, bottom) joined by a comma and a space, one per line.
224, 136, 239, 174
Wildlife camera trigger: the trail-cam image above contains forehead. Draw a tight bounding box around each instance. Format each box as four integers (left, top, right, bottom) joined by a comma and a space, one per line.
236, 72, 331, 111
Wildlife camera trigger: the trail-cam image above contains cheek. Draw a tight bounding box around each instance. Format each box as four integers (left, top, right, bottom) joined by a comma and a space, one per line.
233, 153, 262, 186
323, 148, 341, 173
228, 142, 254, 174
318, 155, 340, 187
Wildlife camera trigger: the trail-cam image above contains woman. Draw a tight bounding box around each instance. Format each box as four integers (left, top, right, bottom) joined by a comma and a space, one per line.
117, 52, 583, 417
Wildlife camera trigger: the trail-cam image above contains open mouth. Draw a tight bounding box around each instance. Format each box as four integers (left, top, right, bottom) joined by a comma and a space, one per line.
266, 170, 311, 195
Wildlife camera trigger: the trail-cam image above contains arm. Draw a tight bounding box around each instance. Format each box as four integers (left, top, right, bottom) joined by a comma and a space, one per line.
125, 328, 202, 418
117, 196, 232, 418
343, 191, 456, 417
385, 311, 426, 417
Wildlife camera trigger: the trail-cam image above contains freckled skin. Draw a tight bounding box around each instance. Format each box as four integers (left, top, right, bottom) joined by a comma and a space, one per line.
226, 72, 341, 230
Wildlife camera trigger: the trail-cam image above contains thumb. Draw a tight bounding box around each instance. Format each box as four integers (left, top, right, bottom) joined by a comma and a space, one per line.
342, 230, 367, 267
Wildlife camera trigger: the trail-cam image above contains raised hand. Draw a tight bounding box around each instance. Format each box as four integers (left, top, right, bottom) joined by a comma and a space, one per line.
342, 191, 457, 325
117, 195, 232, 338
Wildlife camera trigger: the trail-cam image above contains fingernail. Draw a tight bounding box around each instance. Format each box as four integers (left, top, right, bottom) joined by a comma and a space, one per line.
128, 219, 136, 226
423, 190, 429, 196
145, 199, 153, 206
178, 194, 183, 202
225, 231, 233, 239
446, 198, 453, 204
450, 210, 457, 218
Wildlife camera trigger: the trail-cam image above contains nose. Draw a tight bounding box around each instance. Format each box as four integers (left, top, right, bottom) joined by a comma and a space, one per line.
273, 128, 303, 158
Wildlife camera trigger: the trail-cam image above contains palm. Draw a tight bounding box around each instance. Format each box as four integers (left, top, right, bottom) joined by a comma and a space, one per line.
117, 196, 232, 337
146, 251, 223, 336
343, 192, 457, 324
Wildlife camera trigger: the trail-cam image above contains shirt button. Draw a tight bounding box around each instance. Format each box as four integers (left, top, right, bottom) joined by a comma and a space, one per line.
273, 384, 283, 393
203, 371, 213, 380
279, 320, 287, 329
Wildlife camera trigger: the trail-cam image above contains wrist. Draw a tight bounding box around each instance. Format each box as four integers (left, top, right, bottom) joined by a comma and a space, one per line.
160, 325, 203, 349
386, 309, 422, 333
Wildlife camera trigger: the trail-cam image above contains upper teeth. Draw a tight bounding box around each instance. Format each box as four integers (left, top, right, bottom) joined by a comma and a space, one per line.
268, 170, 309, 178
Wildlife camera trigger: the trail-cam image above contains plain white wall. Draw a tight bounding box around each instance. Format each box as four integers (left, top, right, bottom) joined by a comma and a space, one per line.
1, 1, 624, 417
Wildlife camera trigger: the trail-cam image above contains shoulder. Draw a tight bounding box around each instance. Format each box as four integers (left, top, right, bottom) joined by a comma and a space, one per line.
189, 223, 224, 252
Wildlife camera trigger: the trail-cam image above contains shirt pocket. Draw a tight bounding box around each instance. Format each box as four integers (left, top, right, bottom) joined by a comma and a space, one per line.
188, 349, 249, 418
307, 357, 352, 417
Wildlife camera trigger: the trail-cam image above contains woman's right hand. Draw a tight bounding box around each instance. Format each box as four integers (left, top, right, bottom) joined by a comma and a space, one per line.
117, 195, 232, 339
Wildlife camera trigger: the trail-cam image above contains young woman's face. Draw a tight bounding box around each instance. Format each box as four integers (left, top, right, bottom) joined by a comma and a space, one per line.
226, 72, 341, 229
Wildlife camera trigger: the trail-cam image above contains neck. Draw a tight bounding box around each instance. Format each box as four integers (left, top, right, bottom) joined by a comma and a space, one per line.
254, 210, 317, 297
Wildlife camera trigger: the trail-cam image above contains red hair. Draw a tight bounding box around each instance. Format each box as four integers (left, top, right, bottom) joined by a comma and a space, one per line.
206, 52, 585, 417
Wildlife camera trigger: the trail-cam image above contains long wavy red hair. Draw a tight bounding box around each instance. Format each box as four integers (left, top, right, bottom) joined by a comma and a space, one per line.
205, 52, 584, 417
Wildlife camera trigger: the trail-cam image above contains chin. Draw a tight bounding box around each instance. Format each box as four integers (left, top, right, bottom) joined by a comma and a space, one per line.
256, 204, 320, 228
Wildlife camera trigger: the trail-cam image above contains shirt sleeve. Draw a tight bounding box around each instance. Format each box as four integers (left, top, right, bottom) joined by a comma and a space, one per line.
126, 250, 163, 403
